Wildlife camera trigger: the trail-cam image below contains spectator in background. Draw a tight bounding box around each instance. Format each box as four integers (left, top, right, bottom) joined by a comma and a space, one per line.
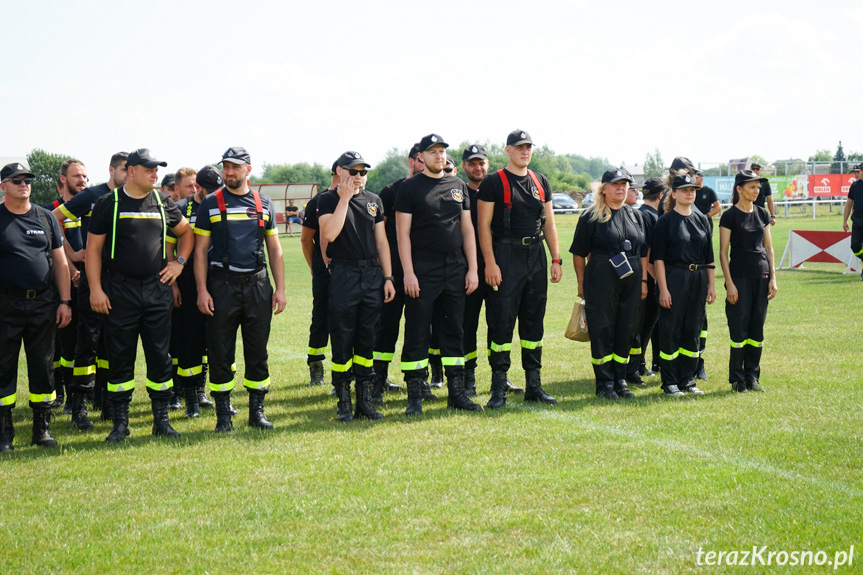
286, 199, 302, 237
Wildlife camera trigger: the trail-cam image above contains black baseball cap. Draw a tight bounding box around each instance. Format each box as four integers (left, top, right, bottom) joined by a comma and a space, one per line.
852, 164, 862, 171
669, 156, 695, 172
642, 177, 667, 198
337, 151, 371, 169
409, 143, 421, 160
734, 170, 768, 186
331, 160, 339, 174
1, 162, 35, 180
446, 155, 455, 167
601, 168, 634, 184
629, 180, 643, 190
417, 134, 449, 152
222, 147, 251, 165
161, 173, 176, 187
695, 170, 704, 178
750, 162, 762, 170
507, 129, 533, 147
462, 144, 488, 162
196, 166, 224, 193
126, 148, 167, 169
671, 173, 699, 189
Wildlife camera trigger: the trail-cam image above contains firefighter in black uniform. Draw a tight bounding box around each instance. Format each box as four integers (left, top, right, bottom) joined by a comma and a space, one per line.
843, 164, 863, 278
477, 129, 562, 409
632, 178, 666, 379
395, 133, 482, 415
572, 169, 647, 399
693, 170, 721, 383
53, 151, 128, 429
719, 170, 779, 392
300, 160, 337, 387
621, 178, 651, 388
0, 163, 72, 450
652, 173, 717, 396
318, 151, 395, 421
87, 149, 193, 441
195, 147, 287, 433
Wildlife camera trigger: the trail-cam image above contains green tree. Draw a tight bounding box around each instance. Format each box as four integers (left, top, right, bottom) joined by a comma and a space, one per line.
644, 148, 664, 178
832, 140, 846, 174
26, 148, 70, 207
254, 162, 330, 188
808, 149, 832, 162
365, 148, 409, 193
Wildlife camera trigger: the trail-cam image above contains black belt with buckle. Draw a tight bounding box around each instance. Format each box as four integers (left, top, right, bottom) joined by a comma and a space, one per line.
329, 258, 380, 269
669, 263, 715, 271
209, 266, 267, 284
0, 284, 47, 299
495, 234, 544, 246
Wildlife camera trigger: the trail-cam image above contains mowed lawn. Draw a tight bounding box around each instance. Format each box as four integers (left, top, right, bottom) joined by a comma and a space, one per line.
3, 208, 862, 574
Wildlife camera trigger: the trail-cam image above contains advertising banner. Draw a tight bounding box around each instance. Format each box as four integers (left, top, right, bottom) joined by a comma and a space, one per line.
807, 174, 857, 197
701, 177, 735, 201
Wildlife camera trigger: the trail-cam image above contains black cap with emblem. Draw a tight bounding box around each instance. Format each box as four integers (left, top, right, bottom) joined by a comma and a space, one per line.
126, 148, 168, 169
417, 134, 449, 152
601, 168, 634, 184
196, 166, 224, 193
221, 146, 251, 165
1, 162, 35, 180
336, 151, 371, 169
161, 173, 176, 187
671, 173, 698, 189
506, 129, 533, 147
462, 144, 488, 162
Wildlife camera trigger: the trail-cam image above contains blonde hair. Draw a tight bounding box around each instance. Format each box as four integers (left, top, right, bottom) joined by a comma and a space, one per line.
175, 167, 197, 182
661, 166, 698, 213
586, 182, 614, 223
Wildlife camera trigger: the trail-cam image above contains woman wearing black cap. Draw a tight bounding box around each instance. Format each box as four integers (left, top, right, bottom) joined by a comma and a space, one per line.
571, 168, 648, 399
651, 173, 716, 396
718, 171, 778, 392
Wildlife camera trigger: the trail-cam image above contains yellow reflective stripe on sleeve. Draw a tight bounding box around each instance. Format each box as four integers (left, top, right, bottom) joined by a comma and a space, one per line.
591, 354, 614, 365
308, 347, 327, 356
400, 358, 429, 371
60, 357, 74, 368
166, 236, 178, 244
745, 339, 763, 348
659, 350, 679, 361
58, 204, 76, 221
428, 348, 441, 356
489, 341, 512, 353
243, 378, 271, 390
30, 392, 56, 404
177, 365, 203, 377
209, 381, 235, 393
629, 347, 642, 356
373, 351, 394, 361
0, 393, 17, 406
194, 228, 211, 236
519, 339, 542, 350
332, 359, 353, 373
465, 350, 478, 361
353, 355, 373, 368
96, 358, 109, 369
146, 379, 173, 391
700, 330, 708, 339
612, 354, 629, 364
108, 380, 135, 393
441, 356, 464, 366
73, 364, 96, 376
65, 220, 81, 228
678, 348, 699, 358
265, 229, 278, 236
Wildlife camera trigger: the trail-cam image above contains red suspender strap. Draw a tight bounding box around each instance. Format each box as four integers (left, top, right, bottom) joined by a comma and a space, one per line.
252, 190, 264, 228
497, 169, 512, 209
52, 200, 60, 209
215, 189, 226, 213
527, 169, 545, 202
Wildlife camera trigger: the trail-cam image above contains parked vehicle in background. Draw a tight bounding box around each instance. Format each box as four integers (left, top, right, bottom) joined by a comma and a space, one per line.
551, 193, 579, 213
581, 192, 595, 208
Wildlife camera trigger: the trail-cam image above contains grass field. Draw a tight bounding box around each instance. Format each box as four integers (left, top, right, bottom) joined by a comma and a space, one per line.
3, 211, 862, 573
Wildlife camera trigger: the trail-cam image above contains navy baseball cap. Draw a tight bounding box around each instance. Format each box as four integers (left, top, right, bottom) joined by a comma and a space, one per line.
221, 147, 251, 165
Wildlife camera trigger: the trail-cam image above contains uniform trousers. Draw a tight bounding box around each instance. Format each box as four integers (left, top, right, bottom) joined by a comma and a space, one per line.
852, 220, 863, 260
726, 276, 769, 384
634, 275, 659, 374
658, 266, 708, 389
0, 289, 57, 407
307, 267, 330, 364
175, 267, 208, 386
69, 269, 107, 393
328, 262, 383, 384
55, 282, 78, 386
373, 246, 403, 365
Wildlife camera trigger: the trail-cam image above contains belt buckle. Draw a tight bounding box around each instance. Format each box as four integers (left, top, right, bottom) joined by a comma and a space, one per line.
521, 237, 531, 246
688, 264, 697, 271
26, 289, 37, 299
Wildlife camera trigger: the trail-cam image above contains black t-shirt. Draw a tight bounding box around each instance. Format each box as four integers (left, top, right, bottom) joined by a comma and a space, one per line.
694, 186, 718, 216
393, 173, 469, 253
89, 187, 183, 279
317, 189, 384, 261
569, 206, 647, 259
167, 196, 202, 260
302, 190, 330, 275
755, 180, 772, 208
719, 205, 771, 279
477, 169, 550, 238
848, 180, 863, 222
650, 209, 715, 265
58, 182, 111, 246
379, 177, 406, 246
45, 198, 83, 253
0, 204, 64, 290
195, 189, 278, 272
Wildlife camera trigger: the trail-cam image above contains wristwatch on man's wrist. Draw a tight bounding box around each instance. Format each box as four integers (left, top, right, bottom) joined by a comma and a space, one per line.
177, 256, 187, 266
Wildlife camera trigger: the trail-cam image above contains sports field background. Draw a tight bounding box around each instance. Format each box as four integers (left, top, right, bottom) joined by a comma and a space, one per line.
3, 210, 861, 573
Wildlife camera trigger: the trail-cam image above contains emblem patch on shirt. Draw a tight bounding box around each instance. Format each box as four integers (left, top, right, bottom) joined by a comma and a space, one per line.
367, 202, 378, 216
531, 187, 541, 200
451, 189, 463, 202
246, 207, 258, 218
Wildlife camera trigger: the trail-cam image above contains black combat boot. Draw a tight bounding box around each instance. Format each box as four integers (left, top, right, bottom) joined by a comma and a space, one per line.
309, 360, 324, 386
197, 383, 214, 408
506, 377, 524, 394
596, 381, 619, 400
51, 374, 65, 409
212, 392, 233, 432
374, 360, 403, 392
92, 380, 103, 413
369, 372, 385, 406
0, 406, 14, 452
463, 367, 477, 397
486, 371, 508, 409
421, 381, 438, 401
523, 370, 557, 404
334, 380, 354, 423
105, 400, 130, 443
100, 389, 114, 421
405, 377, 424, 416
168, 385, 182, 411
447, 375, 483, 411
248, 389, 273, 430
31, 406, 58, 447
355, 378, 384, 420
184, 379, 200, 419
70, 391, 94, 431
151, 397, 180, 438
429, 356, 444, 388
613, 379, 635, 399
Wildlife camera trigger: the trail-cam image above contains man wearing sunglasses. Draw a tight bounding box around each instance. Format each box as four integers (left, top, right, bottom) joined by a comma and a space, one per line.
0, 162, 73, 451
395, 133, 481, 415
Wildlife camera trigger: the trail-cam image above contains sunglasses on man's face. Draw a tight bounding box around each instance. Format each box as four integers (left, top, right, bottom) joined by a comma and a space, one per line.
345, 168, 367, 176
444, 167, 454, 174
8, 177, 34, 185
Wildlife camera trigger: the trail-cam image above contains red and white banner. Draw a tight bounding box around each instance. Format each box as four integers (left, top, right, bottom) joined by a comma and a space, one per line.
807, 174, 857, 197
778, 230, 860, 273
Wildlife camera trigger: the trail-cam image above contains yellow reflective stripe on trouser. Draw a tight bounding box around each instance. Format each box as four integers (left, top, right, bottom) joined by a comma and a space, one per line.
400, 358, 429, 371
210, 381, 236, 393
629, 347, 641, 356
465, 350, 478, 361
373, 351, 394, 361
489, 341, 512, 352
612, 354, 629, 364
73, 364, 96, 376
172, 357, 179, 366
428, 348, 441, 356
30, 392, 56, 404
746, 339, 763, 347
332, 359, 353, 373
146, 379, 173, 391
177, 365, 203, 377
0, 393, 16, 406
97, 358, 109, 369
108, 380, 135, 393
659, 350, 679, 361
855, 247, 863, 256
308, 347, 326, 356
53, 360, 62, 368
678, 348, 700, 358
243, 377, 270, 390
441, 356, 464, 366
60, 357, 74, 368
353, 355, 373, 368
520, 339, 542, 350
592, 354, 613, 365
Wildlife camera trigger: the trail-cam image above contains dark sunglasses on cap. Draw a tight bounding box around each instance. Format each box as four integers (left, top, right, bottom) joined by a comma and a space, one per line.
345, 168, 367, 176
8, 177, 34, 185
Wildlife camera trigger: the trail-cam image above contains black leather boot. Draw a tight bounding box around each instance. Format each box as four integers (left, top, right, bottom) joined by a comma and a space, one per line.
369, 372, 384, 405
486, 371, 508, 409
447, 375, 483, 411
309, 360, 324, 386
31, 406, 58, 447
151, 397, 180, 438
105, 400, 130, 442
374, 360, 403, 392
0, 406, 14, 452
92, 380, 103, 413
184, 378, 200, 419
355, 378, 384, 420
50, 374, 65, 409
335, 380, 353, 422
614, 379, 635, 399
463, 367, 477, 397
523, 370, 557, 404
197, 383, 214, 408
213, 392, 233, 432
101, 389, 114, 421
596, 381, 619, 400
421, 382, 438, 401
70, 391, 94, 431
168, 385, 182, 411
248, 389, 273, 429
405, 377, 424, 416
429, 356, 444, 388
